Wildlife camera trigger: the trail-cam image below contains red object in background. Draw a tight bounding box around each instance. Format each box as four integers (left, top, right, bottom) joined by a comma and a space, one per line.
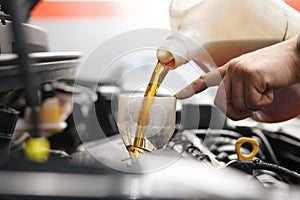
30, 0, 122, 19
285, 0, 300, 12
31, 0, 300, 19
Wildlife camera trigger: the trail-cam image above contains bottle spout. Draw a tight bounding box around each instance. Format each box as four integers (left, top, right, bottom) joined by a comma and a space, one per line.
156, 49, 174, 65
157, 37, 188, 69
157, 29, 203, 69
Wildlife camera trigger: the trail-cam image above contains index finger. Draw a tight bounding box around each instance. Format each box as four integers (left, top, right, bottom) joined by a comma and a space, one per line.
175, 66, 226, 99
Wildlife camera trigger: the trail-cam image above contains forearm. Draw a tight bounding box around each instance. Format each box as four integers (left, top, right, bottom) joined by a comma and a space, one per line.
287, 34, 300, 82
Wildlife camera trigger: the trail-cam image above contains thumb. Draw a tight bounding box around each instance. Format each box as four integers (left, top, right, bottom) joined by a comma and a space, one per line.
176, 66, 226, 99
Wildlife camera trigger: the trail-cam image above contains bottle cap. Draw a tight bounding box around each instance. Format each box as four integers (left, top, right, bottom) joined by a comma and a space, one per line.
157, 29, 203, 68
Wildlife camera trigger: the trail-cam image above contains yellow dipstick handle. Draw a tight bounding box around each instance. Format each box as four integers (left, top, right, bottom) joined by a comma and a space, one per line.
25, 137, 50, 163
235, 137, 259, 161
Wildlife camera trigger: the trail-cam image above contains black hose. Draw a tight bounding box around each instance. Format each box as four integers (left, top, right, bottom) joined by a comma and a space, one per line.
253, 160, 300, 183
251, 128, 279, 165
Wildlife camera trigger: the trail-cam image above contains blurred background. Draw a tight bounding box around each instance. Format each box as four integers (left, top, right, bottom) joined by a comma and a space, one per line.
30, 0, 172, 80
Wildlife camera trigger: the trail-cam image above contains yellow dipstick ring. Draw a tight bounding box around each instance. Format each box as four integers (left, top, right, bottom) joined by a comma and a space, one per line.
25, 137, 50, 163
235, 137, 259, 161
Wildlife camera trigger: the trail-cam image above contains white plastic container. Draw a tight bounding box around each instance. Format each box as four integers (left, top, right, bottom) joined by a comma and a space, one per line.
157, 0, 300, 69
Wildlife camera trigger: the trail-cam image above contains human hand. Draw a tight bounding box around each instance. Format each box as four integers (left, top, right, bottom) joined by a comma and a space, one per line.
176, 35, 300, 122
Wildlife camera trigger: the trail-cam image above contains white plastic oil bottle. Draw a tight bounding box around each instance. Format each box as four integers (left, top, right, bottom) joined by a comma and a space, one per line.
157, 0, 300, 70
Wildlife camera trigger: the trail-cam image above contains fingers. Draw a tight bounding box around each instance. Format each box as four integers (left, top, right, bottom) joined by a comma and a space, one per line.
175, 67, 226, 99
230, 68, 247, 111
203, 66, 226, 87
175, 76, 206, 99
211, 64, 271, 121
175, 60, 274, 121
225, 64, 262, 112
245, 82, 274, 109
214, 76, 253, 121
